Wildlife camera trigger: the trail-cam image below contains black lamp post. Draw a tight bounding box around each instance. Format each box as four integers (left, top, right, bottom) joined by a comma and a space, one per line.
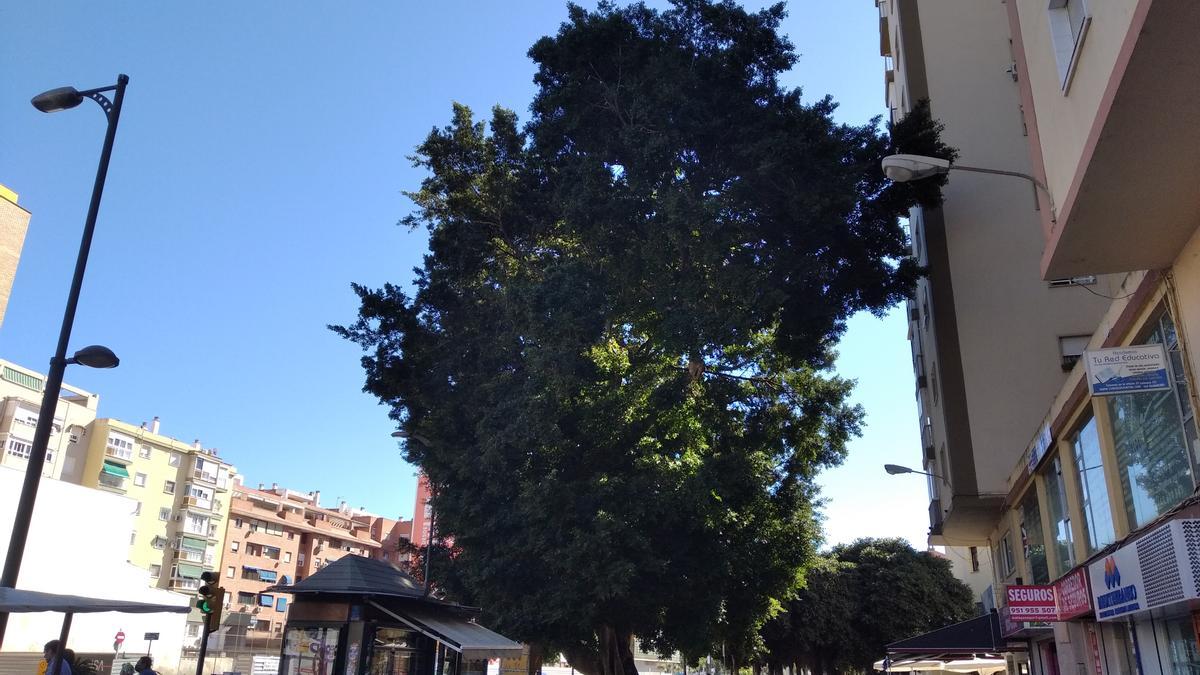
0, 75, 129, 647
392, 430, 435, 595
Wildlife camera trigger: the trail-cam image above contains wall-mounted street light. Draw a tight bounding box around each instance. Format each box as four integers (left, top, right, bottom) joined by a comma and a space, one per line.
881, 153, 1057, 223
392, 430, 435, 596
883, 463, 946, 482
0, 75, 129, 647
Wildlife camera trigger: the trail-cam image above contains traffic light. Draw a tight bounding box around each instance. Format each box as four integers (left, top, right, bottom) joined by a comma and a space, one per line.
197, 571, 225, 634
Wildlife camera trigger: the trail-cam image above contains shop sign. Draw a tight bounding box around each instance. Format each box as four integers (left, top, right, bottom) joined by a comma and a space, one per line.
1086, 624, 1103, 675
1087, 519, 1200, 621
1084, 344, 1171, 396
1053, 567, 1092, 620
1007, 585, 1057, 621
1000, 606, 1051, 637
1027, 423, 1052, 473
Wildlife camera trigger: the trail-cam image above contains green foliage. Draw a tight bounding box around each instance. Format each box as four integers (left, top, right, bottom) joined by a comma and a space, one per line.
335, 2, 954, 673
762, 539, 975, 674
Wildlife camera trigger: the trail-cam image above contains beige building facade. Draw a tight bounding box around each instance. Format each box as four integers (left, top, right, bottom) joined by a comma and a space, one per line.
0, 358, 99, 482
878, 1, 1200, 674
0, 184, 30, 331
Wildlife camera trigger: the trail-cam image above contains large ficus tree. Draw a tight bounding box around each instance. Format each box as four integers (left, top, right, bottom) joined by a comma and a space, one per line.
335, 2, 948, 675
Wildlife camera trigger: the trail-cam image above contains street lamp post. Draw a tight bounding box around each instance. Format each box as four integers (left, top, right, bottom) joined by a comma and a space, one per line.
883, 463, 946, 482
392, 430, 435, 595
0, 75, 129, 646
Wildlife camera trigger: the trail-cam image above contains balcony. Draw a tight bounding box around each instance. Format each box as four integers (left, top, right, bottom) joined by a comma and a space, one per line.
1039, 2, 1200, 278
104, 445, 134, 464
97, 461, 128, 493
191, 470, 218, 486
182, 496, 214, 512
929, 499, 944, 537
170, 577, 201, 592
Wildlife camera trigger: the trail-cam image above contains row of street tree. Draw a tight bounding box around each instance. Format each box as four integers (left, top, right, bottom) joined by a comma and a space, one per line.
335, 1, 966, 674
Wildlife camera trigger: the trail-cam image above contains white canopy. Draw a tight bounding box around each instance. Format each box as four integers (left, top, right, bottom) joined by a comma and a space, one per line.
873, 657, 1006, 674
0, 587, 189, 614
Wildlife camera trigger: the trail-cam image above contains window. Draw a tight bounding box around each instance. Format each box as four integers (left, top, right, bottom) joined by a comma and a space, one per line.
168, 452, 181, 467
133, 472, 147, 487
159, 508, 171, 521
149, 564, 161, 578
276, 597, 288, 612
1073, 414, 1116, 554
237, 591, 256, 605
259, 594, 275, 607
1000, 531, 1016, 578
1107, 312, 1198, 528
1019, 492, 1049, 584
130, 531, 137, 545
106, 434, 134, 460
139, 445, 152, 459
1048, 0, 1090, 90
255, 619, 272, 632
969, 546, 979, 572
186, 623, 201, 638
231, 541, 240, 552
284, 551, 292, 563
234, 518, 243, 528
287, 532, 295, 540
164, 480, 176, 494
1044, 455, 1077, 577
151, 536, 167, 550
6, 438, 32, 459
226, 566, 235, 578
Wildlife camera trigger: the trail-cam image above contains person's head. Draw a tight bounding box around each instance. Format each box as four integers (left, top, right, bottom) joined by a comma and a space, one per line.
42, 640, 61, 661
135, 656, 154, 671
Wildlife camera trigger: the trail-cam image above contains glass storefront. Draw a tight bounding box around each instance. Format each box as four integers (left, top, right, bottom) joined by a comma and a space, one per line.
1020, 491, 1049, 584
1073, 415, 1116, 554
1107, 311, 1199, 529
1044, 455, 1076, 577
1161, 616, 1200, 675
369, 627, 423, 675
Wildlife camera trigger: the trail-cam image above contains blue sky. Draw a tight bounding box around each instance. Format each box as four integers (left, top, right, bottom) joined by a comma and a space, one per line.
0, 1, 928, 547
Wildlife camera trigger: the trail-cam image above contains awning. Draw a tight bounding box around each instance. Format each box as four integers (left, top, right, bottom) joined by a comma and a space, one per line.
0, 587, 189, 614
176, 563, 204, 579
886, 613, 1008, 660
180, 536, 207, 551
101, 461, 129, 478
873, 657, 1006, 674
257, 569, 278, 582
370, 601, 522, 660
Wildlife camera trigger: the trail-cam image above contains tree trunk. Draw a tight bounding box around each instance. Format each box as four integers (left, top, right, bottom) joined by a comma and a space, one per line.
527, 643, 545, 675
598, 625, 639, 675
564, 643, 602, 675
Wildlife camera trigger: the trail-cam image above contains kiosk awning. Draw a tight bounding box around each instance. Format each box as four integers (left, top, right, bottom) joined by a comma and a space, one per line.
370, 601, 523, 660
885, 613, 1010, 660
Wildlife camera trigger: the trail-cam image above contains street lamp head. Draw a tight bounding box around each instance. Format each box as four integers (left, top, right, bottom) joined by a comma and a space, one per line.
884, 463, 914, 475
68, 345, 119, 369
881, 154, 952, 182
31, 87, 84, 113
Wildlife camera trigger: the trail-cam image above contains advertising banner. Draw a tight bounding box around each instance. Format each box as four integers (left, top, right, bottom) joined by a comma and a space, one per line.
1007, 585, 1057, 621
1087, 519, 1200, 621
1054, 567, 1093, 620
1084, 344, 1171, 396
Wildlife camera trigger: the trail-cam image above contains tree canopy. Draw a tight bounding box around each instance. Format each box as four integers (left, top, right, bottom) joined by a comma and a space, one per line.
335, 2, 952, 674
761, 539, 976, 675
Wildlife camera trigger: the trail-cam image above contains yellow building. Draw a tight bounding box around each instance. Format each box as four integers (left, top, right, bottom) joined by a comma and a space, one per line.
0, 183, 30, 331
0, 358, 99, 482
79, 417, 236, 593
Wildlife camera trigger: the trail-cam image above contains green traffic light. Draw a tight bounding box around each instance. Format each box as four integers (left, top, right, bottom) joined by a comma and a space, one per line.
196, 598, 212, 614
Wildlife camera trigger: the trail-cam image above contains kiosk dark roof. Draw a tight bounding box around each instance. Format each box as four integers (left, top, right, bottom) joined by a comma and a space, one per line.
269, 554, 424, 598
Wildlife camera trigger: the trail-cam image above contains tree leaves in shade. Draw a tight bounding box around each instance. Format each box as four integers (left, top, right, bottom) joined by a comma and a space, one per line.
334, 3, 953, 675
762, 538, 975, 674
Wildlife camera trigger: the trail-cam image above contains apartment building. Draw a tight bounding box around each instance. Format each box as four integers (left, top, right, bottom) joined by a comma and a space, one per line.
217, 480, 388, 653
0, 359, 98, 482
0, 183, 29, 331
878, 1, 1200, 674
79, 417, 235, 599
353, 512, 413, 566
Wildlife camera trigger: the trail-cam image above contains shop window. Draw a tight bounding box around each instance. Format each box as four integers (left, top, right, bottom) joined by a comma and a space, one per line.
1162, 616, 1200, 672
1019, 493, 1049, 584
1107, 311, 1198, 528
282, 626, 340, 675
1043, 455, 1076, 577
1073, 415, 1116, 554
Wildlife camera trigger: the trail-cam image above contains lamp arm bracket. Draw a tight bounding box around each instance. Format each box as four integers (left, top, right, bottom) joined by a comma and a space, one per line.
951, 163, 1057, 222
83, 92, 114, 121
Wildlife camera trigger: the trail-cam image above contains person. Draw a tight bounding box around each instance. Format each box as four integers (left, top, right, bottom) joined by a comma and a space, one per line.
43, 640, 72, 675
134, 656, 159, 675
